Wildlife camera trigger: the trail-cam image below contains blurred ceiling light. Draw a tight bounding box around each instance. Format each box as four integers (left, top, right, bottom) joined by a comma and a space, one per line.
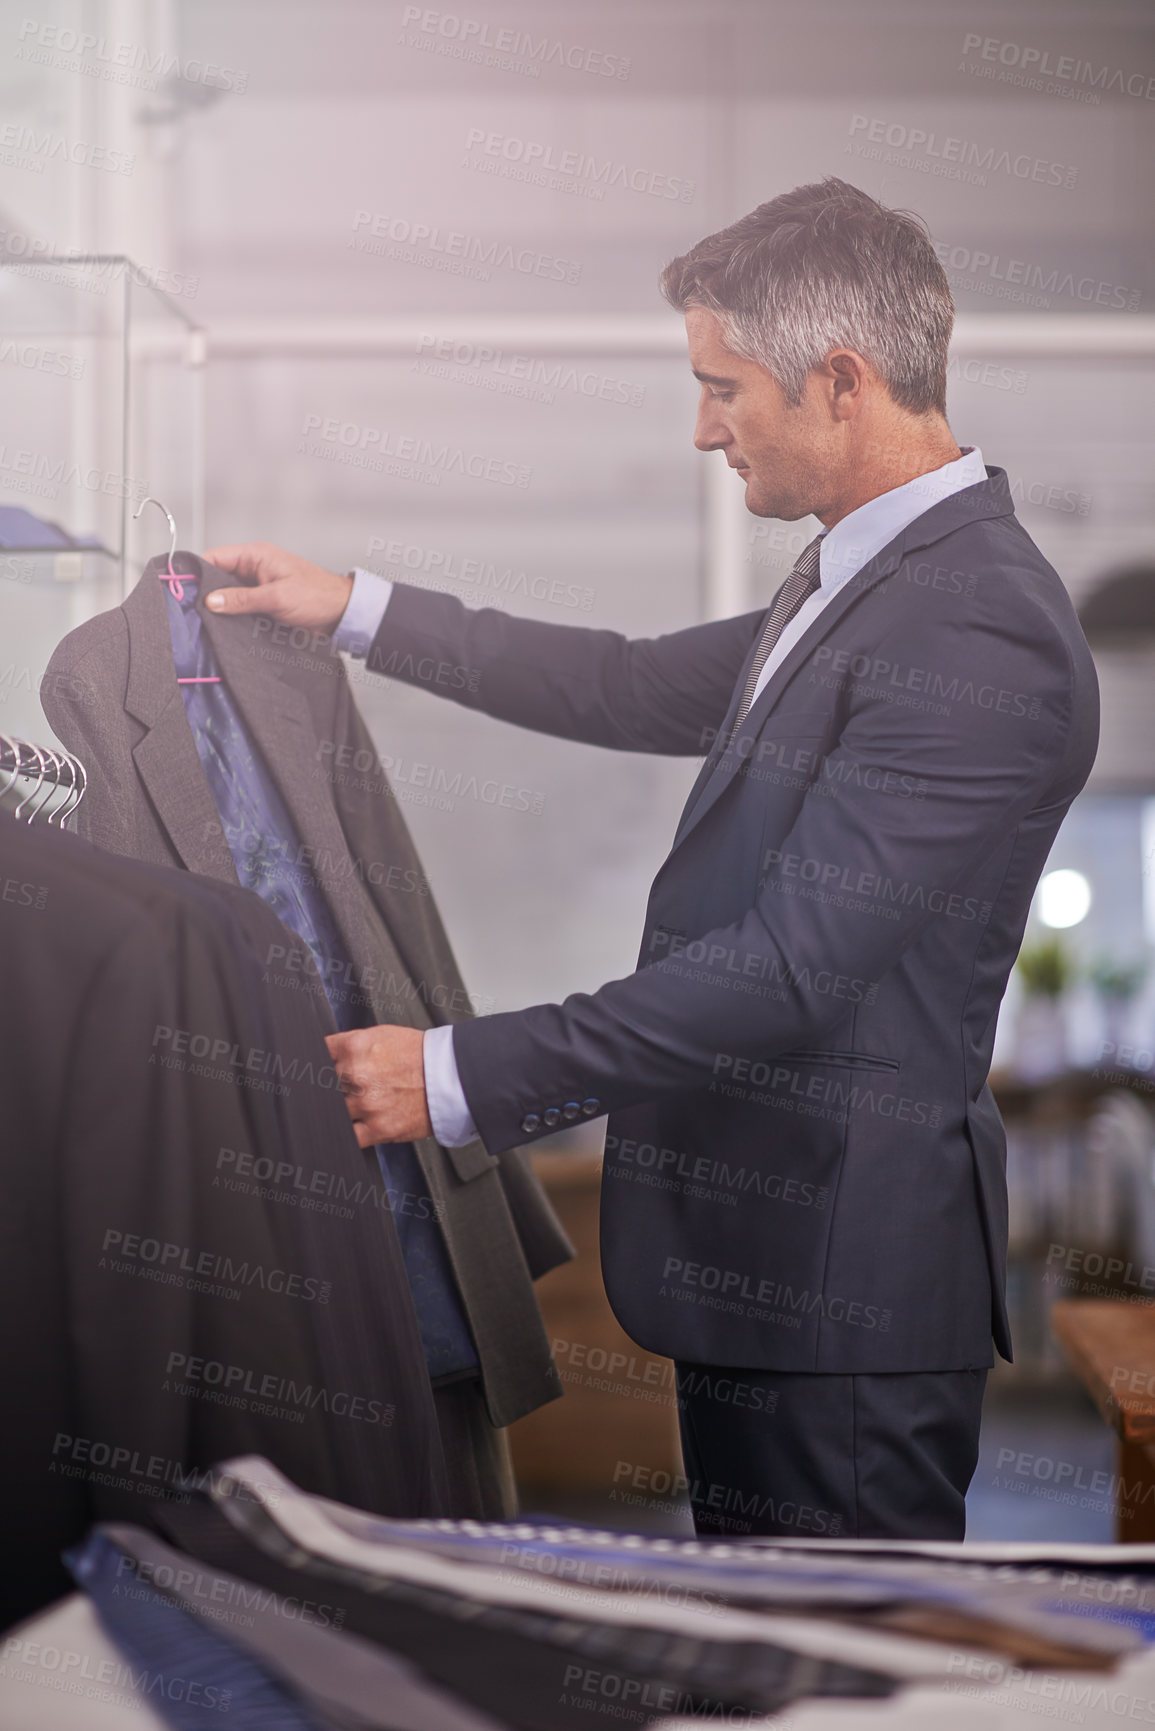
1038, 868, 1092, 929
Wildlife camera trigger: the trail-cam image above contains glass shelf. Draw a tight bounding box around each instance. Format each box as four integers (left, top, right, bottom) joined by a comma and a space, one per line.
0, 255, 205, 740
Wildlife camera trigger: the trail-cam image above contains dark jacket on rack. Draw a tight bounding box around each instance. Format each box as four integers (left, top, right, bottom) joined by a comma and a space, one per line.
41, 556, 572, 1431
0, 813, 447, 1629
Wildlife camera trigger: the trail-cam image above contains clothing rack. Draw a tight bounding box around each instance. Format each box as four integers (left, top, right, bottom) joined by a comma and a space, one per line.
0, 735, 87, 824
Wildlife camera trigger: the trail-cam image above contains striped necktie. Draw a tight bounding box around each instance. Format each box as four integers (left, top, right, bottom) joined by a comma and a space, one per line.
730, 533, 824, 741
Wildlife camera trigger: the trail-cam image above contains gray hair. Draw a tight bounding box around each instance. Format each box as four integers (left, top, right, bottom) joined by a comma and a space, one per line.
660, 178, 954, 417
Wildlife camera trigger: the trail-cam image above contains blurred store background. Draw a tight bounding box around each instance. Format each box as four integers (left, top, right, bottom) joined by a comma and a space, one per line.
3, 0, 1155, 1540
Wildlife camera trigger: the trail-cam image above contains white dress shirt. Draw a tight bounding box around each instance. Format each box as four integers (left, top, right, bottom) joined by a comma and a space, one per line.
333, 444, 987, 1148
748, 444, 987, 705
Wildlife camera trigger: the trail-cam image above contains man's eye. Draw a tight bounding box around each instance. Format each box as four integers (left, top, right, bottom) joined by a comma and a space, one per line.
709, 389, 734, 402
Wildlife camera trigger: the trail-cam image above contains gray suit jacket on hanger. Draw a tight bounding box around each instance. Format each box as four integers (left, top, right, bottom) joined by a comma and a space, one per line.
41, 557, 572, 1428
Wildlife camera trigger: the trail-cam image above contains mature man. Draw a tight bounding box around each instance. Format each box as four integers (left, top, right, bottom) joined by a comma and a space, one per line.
205, 178, 1099, 1539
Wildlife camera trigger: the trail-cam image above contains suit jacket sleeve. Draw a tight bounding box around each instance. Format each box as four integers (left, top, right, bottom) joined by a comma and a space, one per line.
449, 592, 1083, 1155
366, 582, 765, 755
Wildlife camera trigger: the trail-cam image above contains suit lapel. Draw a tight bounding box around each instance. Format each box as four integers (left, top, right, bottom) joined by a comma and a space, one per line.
196, 579, 380, 974
671, 469, 1015, 854
671, 534, 906, 851
674, 623, 767, 833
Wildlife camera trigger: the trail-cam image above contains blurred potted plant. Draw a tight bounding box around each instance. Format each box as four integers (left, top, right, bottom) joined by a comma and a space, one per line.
1013, 936, 1075, 1081
1089, 954, 1147, 1055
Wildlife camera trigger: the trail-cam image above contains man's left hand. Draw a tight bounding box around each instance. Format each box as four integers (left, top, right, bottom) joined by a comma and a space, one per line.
325, 1025, 432, 1146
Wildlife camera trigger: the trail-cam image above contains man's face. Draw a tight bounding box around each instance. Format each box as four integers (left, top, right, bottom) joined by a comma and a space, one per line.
685, 305, 835, 521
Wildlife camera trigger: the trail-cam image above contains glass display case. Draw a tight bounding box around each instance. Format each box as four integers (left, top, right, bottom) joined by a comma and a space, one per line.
0, 255, 205, 742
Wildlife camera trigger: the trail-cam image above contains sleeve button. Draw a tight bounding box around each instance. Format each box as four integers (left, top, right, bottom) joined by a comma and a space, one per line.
520, 1113, 542, 1134
562, 1101, 581, 1122
581, 1098, 601, 1117
543, 1107, 562, 1128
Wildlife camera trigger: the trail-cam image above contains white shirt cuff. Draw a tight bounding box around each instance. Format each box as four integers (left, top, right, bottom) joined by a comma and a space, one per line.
422, 1024, 480, 1148
332, 567, 394, 658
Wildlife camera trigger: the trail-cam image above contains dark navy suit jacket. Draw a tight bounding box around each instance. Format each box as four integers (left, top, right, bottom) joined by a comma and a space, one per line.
365, 469, 1099, 1373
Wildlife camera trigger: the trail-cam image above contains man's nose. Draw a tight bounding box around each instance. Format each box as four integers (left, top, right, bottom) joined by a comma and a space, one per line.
693, 405, 729, 453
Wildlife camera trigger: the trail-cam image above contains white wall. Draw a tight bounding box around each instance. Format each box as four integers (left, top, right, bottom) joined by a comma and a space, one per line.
4, 0, 1154, 1022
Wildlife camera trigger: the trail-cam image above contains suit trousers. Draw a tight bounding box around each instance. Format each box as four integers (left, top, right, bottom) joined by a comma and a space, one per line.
675, 1361, 988, 1540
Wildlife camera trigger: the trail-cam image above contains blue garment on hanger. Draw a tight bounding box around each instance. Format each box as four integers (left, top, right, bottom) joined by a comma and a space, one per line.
163, 577, 477, 1381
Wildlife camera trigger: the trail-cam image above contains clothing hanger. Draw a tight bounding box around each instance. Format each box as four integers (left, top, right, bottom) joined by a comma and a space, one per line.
11, 739, 47, 821
0, 734, 22, 799
134, 494, 183, 594
25, 745, 69, 825
133, 495, 220, 686
34, 746, 85, 826
55, 753, 88, 824
0, 736, 89, 825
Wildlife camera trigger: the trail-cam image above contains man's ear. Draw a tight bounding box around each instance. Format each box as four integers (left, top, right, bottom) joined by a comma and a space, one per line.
826, 349, 868, 420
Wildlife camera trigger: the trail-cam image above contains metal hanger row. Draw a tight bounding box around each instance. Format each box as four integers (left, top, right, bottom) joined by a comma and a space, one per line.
0, 735, 88, 824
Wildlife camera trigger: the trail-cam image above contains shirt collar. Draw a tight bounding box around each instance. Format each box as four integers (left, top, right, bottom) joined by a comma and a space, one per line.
817, 445, 987, 590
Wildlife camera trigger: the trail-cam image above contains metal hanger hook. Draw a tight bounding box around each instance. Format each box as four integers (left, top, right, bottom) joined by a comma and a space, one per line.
58, 753, 87, 824
12, 739, 47, 822
50, 752, 87, 825
0, 734, 22, 799
133, 495, 178, 575
26, 746, 66, 825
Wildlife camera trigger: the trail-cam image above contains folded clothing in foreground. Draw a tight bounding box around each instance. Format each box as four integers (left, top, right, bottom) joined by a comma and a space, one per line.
10, 1453, 1155, 1730
75, 1521, 895, 1730
150, 1460, 903, 1727
149, 1455, 1152, 1726
303, 1500, 1150, 1668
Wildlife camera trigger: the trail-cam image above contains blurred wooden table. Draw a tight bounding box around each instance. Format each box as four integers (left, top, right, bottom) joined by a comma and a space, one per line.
1052, 1299, 1155, 1541
508, 1152, 682, 1498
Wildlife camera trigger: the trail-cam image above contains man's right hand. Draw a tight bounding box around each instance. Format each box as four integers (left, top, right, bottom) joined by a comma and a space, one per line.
202, 542, 354, 635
